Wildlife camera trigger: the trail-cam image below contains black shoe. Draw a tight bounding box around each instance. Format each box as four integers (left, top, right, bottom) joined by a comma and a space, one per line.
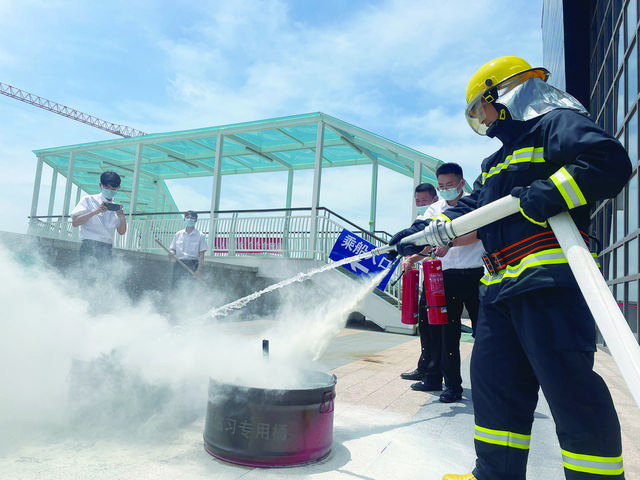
439, 388, 463, 403
410, 381, 443, 392
400, 369, 425, 381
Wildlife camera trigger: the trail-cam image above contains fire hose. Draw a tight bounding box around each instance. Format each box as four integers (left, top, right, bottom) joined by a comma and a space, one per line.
367, 195, 640, 410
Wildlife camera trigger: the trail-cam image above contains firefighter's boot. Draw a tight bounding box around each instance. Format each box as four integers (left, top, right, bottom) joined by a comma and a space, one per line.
442, 474, 476, 480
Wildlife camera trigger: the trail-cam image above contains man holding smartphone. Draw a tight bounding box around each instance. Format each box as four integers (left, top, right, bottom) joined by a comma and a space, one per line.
70, 171, 127, 262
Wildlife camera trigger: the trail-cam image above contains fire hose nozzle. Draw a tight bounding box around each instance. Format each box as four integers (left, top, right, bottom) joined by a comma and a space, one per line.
422, 218, 457, 247
380, 219, 456, 255
365, 244, 396, 258
364, 225, 446, 260
369, 196, 521, 260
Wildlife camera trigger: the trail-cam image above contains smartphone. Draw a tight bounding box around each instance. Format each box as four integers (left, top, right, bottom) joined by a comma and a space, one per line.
105, 203, 121, 211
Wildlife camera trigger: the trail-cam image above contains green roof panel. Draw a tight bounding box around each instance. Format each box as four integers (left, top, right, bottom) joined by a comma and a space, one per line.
33, 112, 445, 215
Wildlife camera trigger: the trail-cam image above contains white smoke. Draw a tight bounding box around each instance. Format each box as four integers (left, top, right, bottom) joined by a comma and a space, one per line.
0, 242, 385, 452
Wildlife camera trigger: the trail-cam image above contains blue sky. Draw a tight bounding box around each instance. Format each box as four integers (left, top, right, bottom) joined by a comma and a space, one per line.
0, 0, 544, 234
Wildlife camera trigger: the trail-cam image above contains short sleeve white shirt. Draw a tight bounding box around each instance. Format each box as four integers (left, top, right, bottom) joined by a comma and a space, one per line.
70, 193, 121, 244
170, 228, 208, 260
423, 196, 485, 271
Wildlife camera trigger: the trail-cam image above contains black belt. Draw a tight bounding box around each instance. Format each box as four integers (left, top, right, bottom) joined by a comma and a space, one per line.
482, 230, 589, 275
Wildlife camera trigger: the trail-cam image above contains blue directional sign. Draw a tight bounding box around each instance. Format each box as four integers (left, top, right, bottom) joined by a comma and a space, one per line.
329, 229, 396, 291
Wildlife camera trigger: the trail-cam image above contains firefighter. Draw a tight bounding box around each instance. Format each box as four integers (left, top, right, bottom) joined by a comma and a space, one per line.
389, 56, 631, 479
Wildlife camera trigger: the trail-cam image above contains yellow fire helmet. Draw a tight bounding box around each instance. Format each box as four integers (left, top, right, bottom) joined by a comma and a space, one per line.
465, 56, 550, 135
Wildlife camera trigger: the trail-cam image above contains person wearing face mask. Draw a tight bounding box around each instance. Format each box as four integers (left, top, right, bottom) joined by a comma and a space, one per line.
70, 171, 126, 263
389, 57, 630, 480
415, 182, 438, 217
168, 211, 208, 288
399, 183, 442, 389
419, 163, 484, 404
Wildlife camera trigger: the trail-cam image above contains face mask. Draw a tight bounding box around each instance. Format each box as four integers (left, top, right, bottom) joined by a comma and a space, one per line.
185, 218, 196, 227
438, 181, 462, 201
416, 206, 429, 216
101, 188, 117, 200
438, 188, 459, 201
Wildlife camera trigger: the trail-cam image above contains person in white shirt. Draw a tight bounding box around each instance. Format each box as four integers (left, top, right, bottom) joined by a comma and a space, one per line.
168, 211, 208, 287
70, 171, 126, 262
423, 162, 484, 403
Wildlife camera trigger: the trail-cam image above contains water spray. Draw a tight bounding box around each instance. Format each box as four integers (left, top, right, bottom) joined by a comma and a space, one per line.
203, 250, 400, 321
385, 257, 402, 287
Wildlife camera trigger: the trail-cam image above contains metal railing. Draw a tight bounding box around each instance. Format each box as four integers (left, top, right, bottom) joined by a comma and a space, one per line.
27, 207, 402, 302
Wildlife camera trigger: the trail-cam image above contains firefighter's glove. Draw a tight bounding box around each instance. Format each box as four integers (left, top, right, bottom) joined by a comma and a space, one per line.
388, 219, 430, 257
511, 186, 549, 228
385, 250, 398, 261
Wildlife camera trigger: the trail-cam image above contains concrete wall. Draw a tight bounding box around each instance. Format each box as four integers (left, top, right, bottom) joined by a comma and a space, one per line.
0, 232, 276, 317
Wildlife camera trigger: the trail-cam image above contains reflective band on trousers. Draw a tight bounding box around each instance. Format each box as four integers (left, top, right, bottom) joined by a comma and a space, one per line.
474, 425, 531, 450
550, 166, 587, 209
482, 146, 545, 184
561, 449, 624, 476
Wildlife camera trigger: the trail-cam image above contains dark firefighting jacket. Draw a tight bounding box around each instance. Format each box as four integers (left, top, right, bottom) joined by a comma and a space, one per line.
439, 108, 632, 301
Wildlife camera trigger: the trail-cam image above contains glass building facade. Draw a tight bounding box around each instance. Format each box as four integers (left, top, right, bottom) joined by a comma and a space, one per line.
543, 0, 639, 341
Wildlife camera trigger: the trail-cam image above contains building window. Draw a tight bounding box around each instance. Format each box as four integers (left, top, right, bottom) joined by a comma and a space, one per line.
615, 189, 625, 243
629, 280, 639, 334
616, 245, 626, 277
627, 42, 638, 111
627, 0, 637, 45
616, 77, 625, 131
629, 237, 639, 275
629, 109, 639, 165
630, 172, 639, 232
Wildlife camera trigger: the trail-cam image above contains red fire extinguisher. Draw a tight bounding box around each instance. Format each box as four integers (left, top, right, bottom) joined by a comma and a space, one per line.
401, 268, 419, 325
423, 257, 448, 325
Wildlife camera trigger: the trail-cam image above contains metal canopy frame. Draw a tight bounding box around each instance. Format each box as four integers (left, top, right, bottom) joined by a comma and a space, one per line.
31, 112, 443, 231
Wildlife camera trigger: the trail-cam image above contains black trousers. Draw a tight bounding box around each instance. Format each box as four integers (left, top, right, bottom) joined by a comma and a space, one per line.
416, 267, 482, 388
438, 267, 483, 392
79, 239, 113, 262
171, 259, 199, 288
471, 287, 623, 480
78, 240, 114, 286
416, 291, 443, 386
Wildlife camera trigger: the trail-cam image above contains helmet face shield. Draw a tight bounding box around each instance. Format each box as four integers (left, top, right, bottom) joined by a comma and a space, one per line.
465, 94, 490, 135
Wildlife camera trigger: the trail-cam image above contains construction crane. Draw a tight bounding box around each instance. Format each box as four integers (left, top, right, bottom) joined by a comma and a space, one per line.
0, 81, 147, 138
